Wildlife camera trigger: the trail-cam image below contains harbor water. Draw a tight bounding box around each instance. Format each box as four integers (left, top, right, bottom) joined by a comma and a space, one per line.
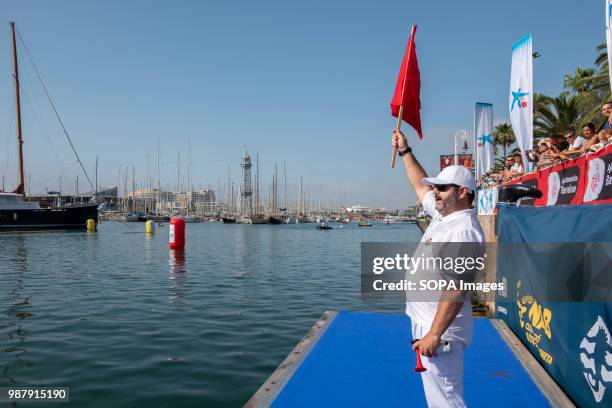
0, 222, 421, 407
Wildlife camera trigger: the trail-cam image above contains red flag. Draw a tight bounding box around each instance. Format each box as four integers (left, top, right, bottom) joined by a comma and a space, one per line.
390, 25, 423, 139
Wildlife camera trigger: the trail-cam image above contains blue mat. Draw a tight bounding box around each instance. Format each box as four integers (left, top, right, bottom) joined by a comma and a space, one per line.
270, 312, 551, 407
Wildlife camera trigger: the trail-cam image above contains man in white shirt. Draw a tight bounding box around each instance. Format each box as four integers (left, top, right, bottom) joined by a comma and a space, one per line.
392, 130, 484, 408
565, 129, 587, 151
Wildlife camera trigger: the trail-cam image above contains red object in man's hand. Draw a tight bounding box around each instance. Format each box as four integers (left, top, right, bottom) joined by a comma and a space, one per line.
414, 347, 427, 372
412, 339, 427, 373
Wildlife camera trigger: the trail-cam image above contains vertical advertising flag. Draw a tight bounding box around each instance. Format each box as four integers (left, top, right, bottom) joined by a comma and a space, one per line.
509, 34, 533, 164
606, 0, 612, 92
475, 103, 494, 179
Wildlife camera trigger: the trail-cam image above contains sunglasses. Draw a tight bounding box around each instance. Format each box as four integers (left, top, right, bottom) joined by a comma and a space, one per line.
433, 184, 459, 192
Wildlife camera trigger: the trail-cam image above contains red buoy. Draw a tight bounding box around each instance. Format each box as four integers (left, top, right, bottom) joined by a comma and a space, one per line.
169, 217, 185, 250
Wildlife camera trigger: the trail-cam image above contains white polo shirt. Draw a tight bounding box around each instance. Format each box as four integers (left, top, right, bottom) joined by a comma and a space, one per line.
405, 190, 484, 345
572, 136, 587, 149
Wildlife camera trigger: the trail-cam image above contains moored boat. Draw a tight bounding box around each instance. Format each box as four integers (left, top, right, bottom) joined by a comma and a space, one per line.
145, 214, 171, 222
268, 216, 283, 224
316, 221, 333, 230
0, 23, 98, 230
0, 193, 98, 229
236, 215, 251, 224
250, 214, 269, 224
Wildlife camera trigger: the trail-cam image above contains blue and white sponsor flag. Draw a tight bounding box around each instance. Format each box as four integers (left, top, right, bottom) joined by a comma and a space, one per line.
475, 103, 494, 178
509, 34, 533, 163
606, 1, 612, 93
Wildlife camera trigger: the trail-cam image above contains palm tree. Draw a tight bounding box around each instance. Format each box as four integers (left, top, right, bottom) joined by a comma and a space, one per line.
494, 157, 506, 171
564, 67, 595, 94
533, 92, 581, 140
493, 123, 515, 160
567, 43, 611, 124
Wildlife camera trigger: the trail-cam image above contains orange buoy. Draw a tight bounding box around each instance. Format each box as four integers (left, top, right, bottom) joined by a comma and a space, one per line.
169, 217, 185, 250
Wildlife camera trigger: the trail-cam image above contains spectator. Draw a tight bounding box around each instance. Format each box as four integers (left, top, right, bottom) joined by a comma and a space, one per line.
510, 154, 524, 176
502, 157, 514, 181
571, 127, 606, 155
599, 101, 612, 131
536, 137, 564, 168
562, 129, 586, 152
580, 124, 595, 146
586, 130, 609, 153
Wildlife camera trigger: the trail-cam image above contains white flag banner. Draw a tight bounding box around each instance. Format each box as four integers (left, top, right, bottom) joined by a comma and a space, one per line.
475, 103, 494, 179
606, 1, 612, 92
509, 33, 533, 163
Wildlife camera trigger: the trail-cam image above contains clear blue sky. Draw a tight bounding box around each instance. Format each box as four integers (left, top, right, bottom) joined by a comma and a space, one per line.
0, 0, 605, 208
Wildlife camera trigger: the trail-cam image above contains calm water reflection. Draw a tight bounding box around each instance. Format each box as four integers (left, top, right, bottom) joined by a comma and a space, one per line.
0, 222, 421, 407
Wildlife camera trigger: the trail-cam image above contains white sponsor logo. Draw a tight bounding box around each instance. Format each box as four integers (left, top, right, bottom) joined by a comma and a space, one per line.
169, 224, 175, 243
584, 158, 605, 202
547, 171, 560, 206
497, 306, 508, 316
579, 316, 612, 402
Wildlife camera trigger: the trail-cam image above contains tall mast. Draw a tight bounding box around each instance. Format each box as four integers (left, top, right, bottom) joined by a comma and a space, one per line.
299, 176, 303, 215
187, 141, 191, 215
177, 152, 180, 193
124, 169, 128, 213
274, 163, 278, 215
156, 141, 160, 212
10, 22, 25, 197
283, 160, 287, 212
95, 155, 98, 202
255, 154, 259, 214
227, 165, 231, 216
132, 165, 135, 212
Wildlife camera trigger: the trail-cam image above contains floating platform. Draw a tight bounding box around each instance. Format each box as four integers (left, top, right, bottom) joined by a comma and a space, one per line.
246, 311, 574, 408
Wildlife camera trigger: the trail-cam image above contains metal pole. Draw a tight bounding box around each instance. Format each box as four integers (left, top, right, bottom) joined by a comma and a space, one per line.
454, 130, 467, 166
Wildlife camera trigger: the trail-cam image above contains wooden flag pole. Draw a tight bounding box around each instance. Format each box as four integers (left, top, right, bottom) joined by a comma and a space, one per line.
390, 106, 404, 168
391, 25, 416, 169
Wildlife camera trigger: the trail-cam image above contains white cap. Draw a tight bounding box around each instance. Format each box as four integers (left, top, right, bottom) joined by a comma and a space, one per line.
421, 165, 477, 193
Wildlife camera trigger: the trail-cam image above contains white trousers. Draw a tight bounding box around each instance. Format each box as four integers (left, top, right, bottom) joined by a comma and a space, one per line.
412, 323, 467, 408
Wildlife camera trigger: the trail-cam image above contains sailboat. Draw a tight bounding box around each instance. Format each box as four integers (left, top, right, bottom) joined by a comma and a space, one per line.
268, 164, 284, 224
0, 22, 98, 229
249, 153, 268, 224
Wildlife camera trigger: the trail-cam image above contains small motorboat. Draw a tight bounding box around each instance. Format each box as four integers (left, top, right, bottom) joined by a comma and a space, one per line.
316, 221, 333, 230
358, 220, 373, 227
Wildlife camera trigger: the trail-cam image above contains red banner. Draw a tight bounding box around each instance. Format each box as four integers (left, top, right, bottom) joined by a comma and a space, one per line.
501, 144, 612, 206
440, 154, 473, 171
440, 154, 454, 170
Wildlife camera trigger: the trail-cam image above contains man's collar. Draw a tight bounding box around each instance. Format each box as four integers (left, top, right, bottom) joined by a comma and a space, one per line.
440, 208, 474, 223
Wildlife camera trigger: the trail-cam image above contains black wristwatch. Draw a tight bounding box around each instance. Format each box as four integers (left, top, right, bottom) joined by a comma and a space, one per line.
398, 146, 412, 156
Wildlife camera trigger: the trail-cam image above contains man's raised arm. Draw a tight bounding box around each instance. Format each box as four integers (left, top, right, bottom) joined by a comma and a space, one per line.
392, 130, 432, 203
